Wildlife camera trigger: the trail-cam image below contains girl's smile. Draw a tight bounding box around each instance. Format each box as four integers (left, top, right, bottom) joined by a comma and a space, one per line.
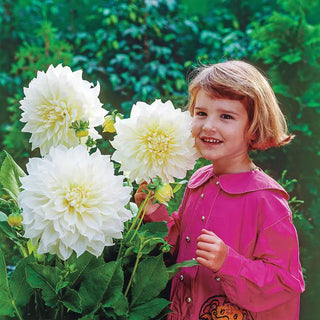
192, 89, 254, 175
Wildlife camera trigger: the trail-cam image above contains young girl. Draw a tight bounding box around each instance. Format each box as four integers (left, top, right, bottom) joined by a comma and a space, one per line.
135, 60, 305, 320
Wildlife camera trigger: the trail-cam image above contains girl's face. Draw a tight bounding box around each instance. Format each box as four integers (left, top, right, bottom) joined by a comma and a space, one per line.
192, 89, 252, 174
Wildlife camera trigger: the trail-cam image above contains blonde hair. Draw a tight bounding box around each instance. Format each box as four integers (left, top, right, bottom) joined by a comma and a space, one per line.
188, 60, 293, 150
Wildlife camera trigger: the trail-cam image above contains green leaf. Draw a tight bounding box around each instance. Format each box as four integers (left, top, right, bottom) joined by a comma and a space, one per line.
129, 298, 170, 320
26, 263, 61, 307
0, 151, 26, 201
101, 261, 124, 308
79, 314, 100, 320
66, 251, 96, 286
56, 279, 69, 293
131, 255, 168, 307
79, 260, 124, 314
167, 259, 199, 280
0, 211, 8, 221
138, 221, 168, 239
172, 183, 182, 193
0, 249, 15, 316
112, 293, 128, 316
0, 221, 19, 241
9, 256, 34, 308
140, 238, 166, 255
62, 288, 82, 313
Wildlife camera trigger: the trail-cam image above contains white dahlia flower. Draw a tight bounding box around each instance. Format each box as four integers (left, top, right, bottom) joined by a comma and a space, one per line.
111, 99, 199, 183
20, 64, 107, 155
19, 145, 132, 260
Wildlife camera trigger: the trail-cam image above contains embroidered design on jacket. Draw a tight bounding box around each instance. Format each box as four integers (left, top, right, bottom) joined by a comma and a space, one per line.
199, 295, 254, 320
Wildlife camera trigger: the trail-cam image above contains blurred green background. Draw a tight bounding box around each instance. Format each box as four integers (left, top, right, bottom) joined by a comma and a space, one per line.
0, 0, 319, 319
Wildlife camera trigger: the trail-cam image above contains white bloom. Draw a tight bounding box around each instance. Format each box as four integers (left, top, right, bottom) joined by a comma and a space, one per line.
19, 145, 132, 260
111, 99, 199, 183
20, 64, 107, 155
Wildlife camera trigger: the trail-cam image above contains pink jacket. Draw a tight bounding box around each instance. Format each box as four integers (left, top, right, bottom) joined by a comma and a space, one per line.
145, 165, 305, 320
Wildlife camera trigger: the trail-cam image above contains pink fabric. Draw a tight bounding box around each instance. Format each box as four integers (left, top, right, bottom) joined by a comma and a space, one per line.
145, 165, 305, 320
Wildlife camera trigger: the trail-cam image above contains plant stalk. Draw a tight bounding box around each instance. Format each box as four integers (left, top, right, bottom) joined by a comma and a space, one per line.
125, 190, 152, 240
12, 300, 23, 320
124, 252, 142, 297
129, 195, 151, 242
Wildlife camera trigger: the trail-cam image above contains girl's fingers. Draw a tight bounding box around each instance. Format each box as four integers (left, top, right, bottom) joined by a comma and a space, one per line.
201, 228, 215, 235
201, 229, 220, 238
134, 191, 147, 205
197, 241, 217, 252
136, 181, 148, 193
134, 181, 149, 206
197, 234, 215, 244
196, 249, 212, 260
196, 256, 208, 266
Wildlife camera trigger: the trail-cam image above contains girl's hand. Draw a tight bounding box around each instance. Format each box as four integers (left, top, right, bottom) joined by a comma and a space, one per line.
134, 182, 160, 217
196, 229, 228, 272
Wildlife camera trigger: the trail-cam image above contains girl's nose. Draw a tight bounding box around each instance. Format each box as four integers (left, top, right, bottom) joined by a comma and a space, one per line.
202, 119, 216, 132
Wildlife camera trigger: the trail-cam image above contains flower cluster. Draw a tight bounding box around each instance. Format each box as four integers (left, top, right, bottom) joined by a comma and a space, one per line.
0, 64, 200, 320
16, 64, 199, 261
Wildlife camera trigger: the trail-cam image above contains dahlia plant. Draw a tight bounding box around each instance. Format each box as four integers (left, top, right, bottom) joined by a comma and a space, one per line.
0, 65, 198, 320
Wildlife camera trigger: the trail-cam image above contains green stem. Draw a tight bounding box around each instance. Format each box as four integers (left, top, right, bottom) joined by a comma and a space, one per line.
125, 190, 152, 240
19, 243, 28, 258
116, 239, 124, 261
60, 305, 64, 320
117, 192, 151, 260
129, 195, 152, 242
124, 252, 142, 297
12, 300, 23, 320
54, 304, 63, 320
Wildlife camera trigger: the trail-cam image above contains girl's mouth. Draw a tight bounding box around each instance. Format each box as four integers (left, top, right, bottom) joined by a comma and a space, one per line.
202, 138, 222, 143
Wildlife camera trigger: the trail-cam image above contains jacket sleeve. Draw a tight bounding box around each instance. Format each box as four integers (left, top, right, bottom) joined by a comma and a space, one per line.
215, 213, 305, 312
143, 187, 191, 258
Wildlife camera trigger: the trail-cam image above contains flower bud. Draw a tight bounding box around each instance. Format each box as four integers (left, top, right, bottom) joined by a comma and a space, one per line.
75, 129, 89, 138
160, 243, 171, 253
8, 213, 23, 227
103, 115, 116, 133
154, 183, 173, 205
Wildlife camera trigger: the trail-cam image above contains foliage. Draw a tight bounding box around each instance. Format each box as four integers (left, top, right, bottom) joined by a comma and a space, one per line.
0, 147, 198, 320
250, 0, 320, 313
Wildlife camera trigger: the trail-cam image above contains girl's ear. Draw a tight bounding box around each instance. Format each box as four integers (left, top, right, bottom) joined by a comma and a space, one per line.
250, 133, 257, 141
247, 131, 257, 148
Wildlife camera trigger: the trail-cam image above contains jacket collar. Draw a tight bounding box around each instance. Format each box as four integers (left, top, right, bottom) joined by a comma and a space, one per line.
188, 164, 289, 200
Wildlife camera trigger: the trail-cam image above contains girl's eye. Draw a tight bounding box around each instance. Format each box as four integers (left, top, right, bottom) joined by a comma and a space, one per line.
195, 111, 207, 117
221, 114, 233, 119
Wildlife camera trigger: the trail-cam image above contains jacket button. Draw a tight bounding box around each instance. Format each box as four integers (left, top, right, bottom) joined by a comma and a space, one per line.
201, 216, 205, 221
186, 297, 192, 303
179, 274, 184, 281
185, 236, 190, 242
215, 277, 221, 281
200, 193, 204, 199
216, 180, 219, 185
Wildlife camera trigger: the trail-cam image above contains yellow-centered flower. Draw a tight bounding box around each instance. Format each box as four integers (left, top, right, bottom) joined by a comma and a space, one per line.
154, 183, 173, 205
19, 145, 132, 260
111, 100, 199, 183
20, 64, 106, 155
